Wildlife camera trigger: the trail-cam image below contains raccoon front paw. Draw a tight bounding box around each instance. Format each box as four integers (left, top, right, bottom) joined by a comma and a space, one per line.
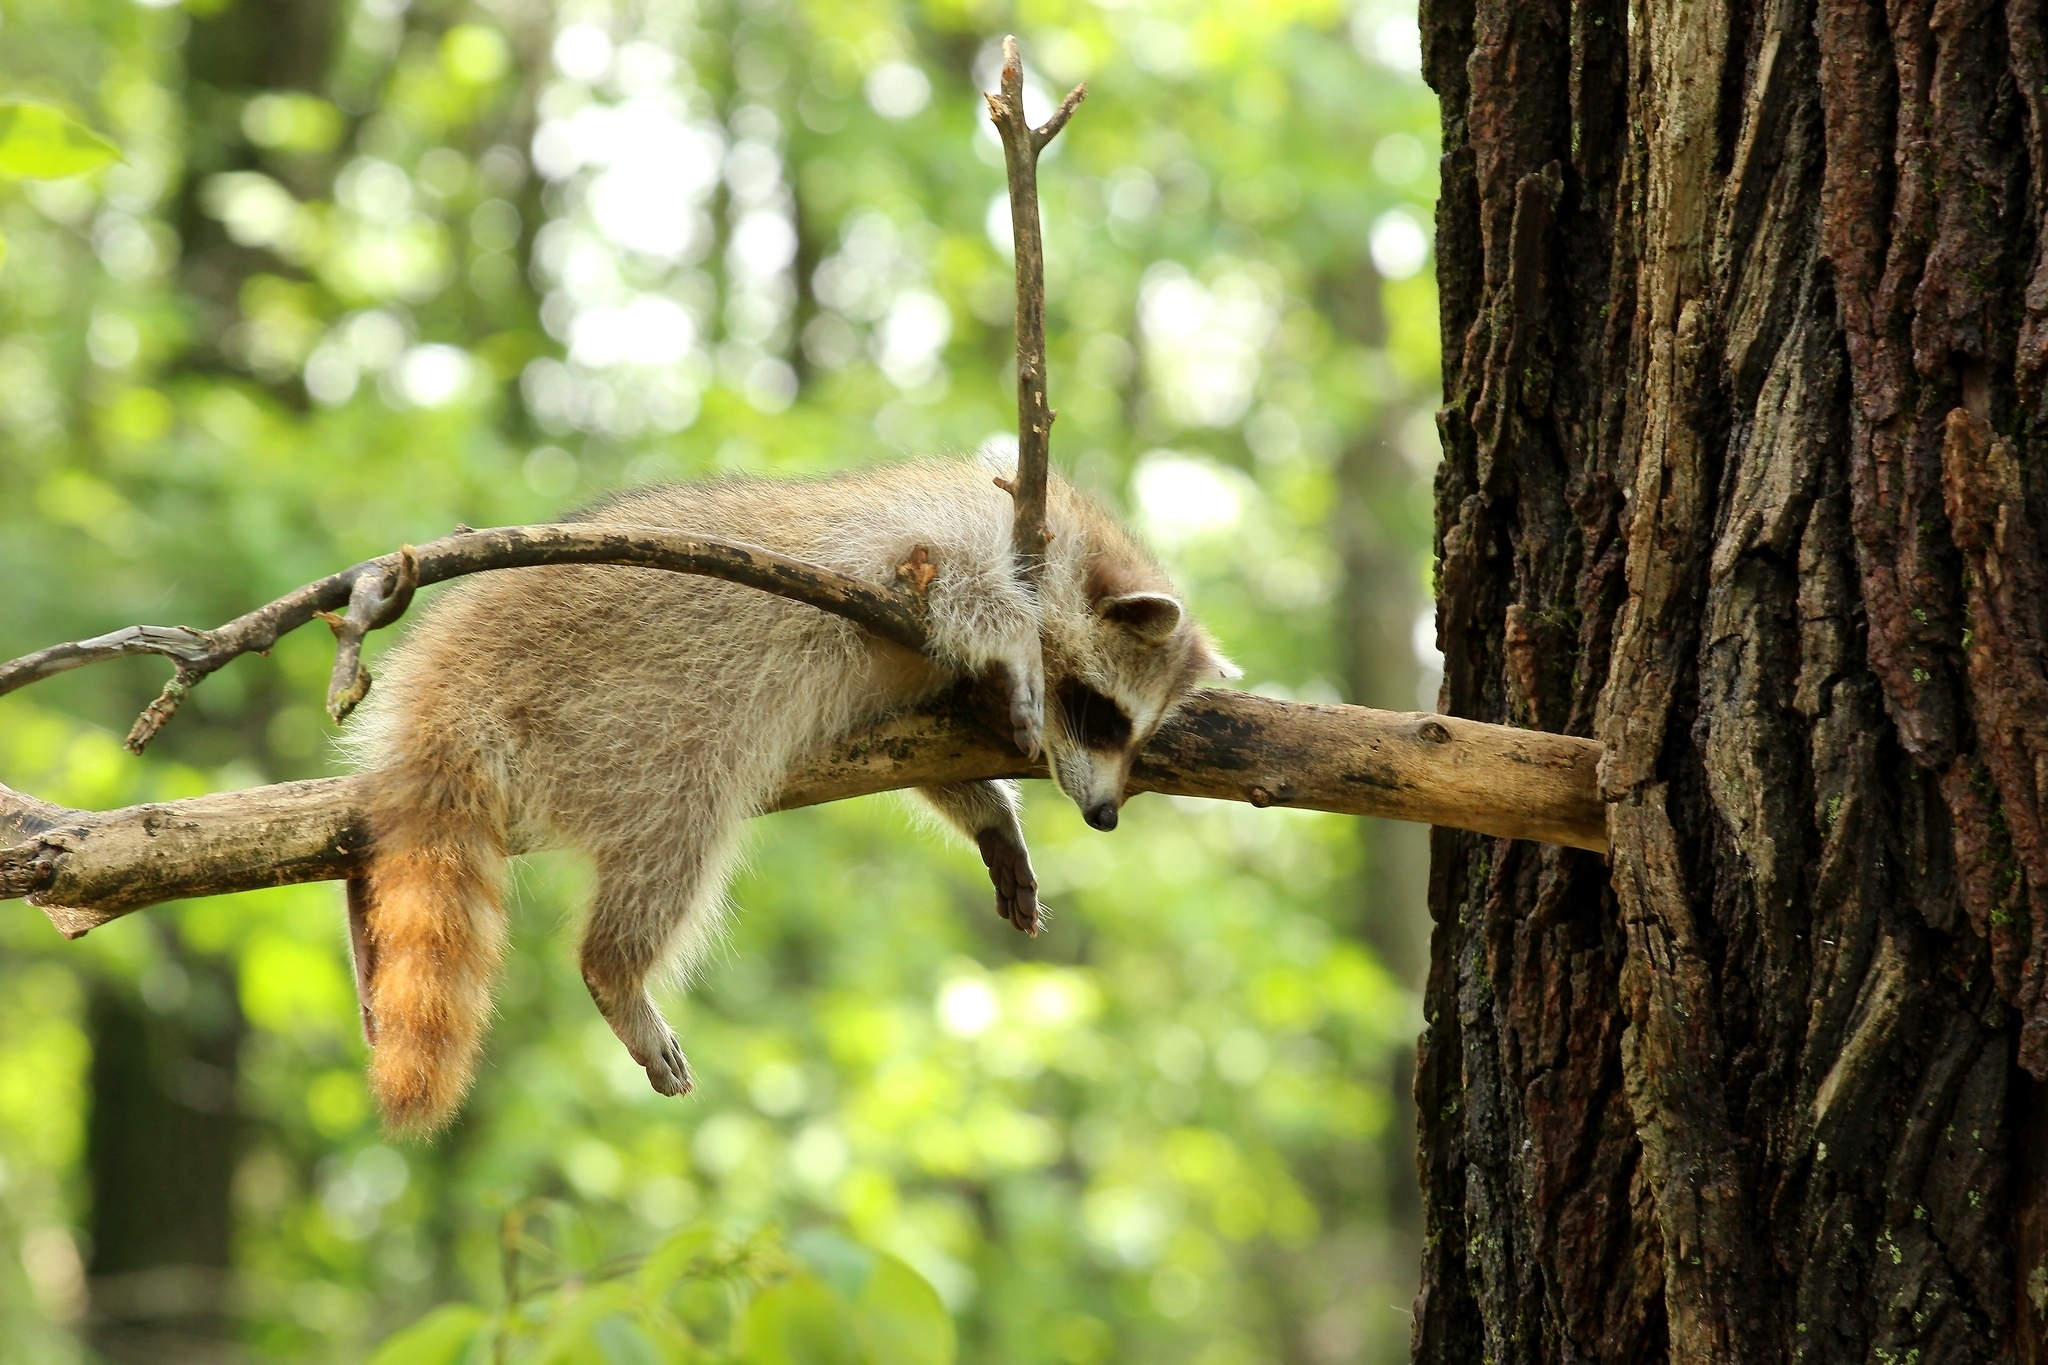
1008, 677, 1044, 761
976, 826, 1042, 936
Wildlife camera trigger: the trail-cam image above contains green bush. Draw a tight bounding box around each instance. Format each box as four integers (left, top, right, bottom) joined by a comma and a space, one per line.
369, 1220, 953, 1365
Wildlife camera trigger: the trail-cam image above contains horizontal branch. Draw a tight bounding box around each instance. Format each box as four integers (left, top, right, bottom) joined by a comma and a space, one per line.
0, 524, 929, 749
1, 687, 1606, 940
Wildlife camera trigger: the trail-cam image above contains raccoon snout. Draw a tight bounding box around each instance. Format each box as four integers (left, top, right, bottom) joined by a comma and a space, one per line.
1084, 801, 1119, 832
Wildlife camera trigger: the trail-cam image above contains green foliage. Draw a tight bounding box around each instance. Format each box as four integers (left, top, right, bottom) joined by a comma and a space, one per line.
0, 100, 118, 180
0, 0, 1440, 1360
367, 1306, 491, 1365
366, 1221, 953, 1365
0, 98, 119, 269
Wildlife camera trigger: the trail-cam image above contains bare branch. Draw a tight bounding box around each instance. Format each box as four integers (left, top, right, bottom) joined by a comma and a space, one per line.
2, 687, 1607, 940
1032, 84, 1087, 152
0, 524, 930, 751
985, 33, 1086, 584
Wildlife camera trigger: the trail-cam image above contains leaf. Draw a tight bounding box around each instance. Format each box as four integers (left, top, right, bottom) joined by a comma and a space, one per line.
366, 1305, 490, 1365
740, 1274, 863, 1365
850, 1256, 953, 1365
0, 101, 120, 180
593, 1313, 673, 1365
532, 1281, 643, 1365
789, 1233, 952, 1365
789, 1230, 876, 1302
638, 1223, 722, 1301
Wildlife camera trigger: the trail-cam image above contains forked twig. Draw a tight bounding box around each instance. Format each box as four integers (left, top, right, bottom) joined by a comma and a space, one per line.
985, 34, 1086, 585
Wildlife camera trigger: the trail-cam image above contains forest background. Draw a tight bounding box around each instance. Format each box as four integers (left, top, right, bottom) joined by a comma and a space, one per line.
0, 0, 1442, 1359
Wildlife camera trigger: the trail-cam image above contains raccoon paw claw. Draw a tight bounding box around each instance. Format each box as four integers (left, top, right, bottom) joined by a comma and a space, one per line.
602, 992, 694, 1097
1013, 722, 1042, 763
976, 827, 1042, 936
642, 1032, 693, 1098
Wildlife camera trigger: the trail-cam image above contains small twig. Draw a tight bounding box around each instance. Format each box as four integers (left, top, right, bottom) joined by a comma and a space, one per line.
125, 667, 206, 753
0, 526, 931, 751
985, 34, 1085, 586
324, 544, 419, 723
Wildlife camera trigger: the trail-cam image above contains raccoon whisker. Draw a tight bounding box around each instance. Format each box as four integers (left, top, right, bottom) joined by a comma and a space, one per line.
1055, 681, 1133, 752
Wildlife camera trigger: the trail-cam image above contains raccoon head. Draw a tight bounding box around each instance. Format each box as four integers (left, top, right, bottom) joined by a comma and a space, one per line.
1045, 589, 1239, 832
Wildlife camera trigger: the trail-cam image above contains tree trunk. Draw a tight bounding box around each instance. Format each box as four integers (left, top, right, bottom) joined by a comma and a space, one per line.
1417, 0, 2048, 1359
85, 956, 243, 1363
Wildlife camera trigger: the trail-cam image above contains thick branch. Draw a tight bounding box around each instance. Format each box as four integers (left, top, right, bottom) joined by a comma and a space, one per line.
985, 34, 1085, 583
0, 524, 929, 750
1, 687, 1606, 940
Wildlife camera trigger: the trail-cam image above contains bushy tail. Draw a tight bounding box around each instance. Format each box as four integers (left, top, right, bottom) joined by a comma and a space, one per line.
351, 772, 509, 1137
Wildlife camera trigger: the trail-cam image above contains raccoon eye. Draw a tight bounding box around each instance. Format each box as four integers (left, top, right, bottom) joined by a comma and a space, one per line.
1056, 681, 1133, 752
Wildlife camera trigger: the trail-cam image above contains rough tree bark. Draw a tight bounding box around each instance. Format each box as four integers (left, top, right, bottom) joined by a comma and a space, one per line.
1417, 0, 2048, 1359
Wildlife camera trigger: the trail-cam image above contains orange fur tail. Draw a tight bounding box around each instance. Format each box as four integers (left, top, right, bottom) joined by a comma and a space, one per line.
353, 789, 508, 1138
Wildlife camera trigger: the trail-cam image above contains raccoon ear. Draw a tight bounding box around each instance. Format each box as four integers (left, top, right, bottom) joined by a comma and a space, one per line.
1097, 591, 1184, 642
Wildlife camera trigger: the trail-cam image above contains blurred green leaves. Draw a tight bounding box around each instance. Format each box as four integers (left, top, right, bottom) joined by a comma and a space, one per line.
366, 1222, 953, 1365
243, 94, 346, 156
367, 1305, 489, 1365
0, 98, 119, 270
0, 0, 1440, 1359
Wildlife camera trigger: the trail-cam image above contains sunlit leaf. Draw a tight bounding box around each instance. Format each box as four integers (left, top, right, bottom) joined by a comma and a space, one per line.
241, 92, 343, 153
442, 24, 511, 85
593, 1313, 672, 1365
532, 1280, 642, 1362
365, 1305, 489, 1365
638, 1223, 723, 1300
741, 1274, 862, 1365
790, 1229, 875, 1301
0, 101, 119, 179
851, 1255, 953, 1365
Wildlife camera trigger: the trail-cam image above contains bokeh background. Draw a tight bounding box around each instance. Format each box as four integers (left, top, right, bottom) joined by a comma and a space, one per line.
0, 0, 1442, 1358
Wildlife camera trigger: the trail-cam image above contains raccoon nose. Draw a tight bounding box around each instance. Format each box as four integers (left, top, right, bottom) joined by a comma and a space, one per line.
1085, 801, 1119, 832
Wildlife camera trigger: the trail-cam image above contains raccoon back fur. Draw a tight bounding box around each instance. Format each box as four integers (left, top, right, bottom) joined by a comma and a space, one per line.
346, 456, 1234, 1134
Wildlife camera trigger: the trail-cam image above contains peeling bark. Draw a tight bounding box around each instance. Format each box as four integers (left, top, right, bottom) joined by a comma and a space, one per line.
1419, 0, 2048, 1356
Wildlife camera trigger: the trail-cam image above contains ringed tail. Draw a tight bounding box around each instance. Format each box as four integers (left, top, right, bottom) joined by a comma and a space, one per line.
350, 773, 509, 1137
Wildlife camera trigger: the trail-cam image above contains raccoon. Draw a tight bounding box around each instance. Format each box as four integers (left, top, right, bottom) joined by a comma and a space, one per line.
345, 456, 1235, 1134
